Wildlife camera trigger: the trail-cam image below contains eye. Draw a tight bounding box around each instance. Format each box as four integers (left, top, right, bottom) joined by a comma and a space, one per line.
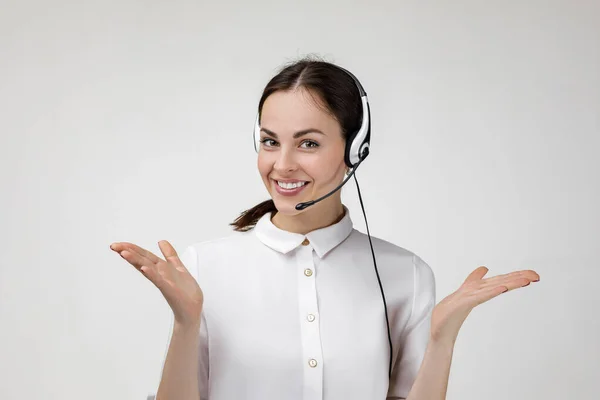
260, 138, 278, 147
300, 140, 319, 149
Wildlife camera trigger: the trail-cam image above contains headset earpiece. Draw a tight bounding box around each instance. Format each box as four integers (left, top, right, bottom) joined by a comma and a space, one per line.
253, 114, 261, 153
344, 93, 371, 168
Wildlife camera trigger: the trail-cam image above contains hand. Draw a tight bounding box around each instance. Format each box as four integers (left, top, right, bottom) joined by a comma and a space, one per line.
430, 266, 540, 344
110, 240, 204, 327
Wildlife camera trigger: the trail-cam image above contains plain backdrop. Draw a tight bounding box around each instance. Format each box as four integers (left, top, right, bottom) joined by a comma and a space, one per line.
1, 0, 598, 399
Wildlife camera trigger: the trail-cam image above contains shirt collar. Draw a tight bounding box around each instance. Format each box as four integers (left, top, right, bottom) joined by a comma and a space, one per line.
254, 205, 354, 258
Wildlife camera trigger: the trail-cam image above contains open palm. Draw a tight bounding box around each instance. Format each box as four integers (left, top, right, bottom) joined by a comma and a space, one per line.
430, 266, 540, 343
110, 240, 204, 326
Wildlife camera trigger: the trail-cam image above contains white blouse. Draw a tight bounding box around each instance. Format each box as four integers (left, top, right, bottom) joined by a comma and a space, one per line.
151, 206, 436, 400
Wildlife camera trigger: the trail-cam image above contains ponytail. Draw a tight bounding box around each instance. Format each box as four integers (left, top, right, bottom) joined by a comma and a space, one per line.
230, 199, 277, 232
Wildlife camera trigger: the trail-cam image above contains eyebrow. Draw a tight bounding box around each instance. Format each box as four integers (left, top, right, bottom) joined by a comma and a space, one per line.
260, 127, 325, 139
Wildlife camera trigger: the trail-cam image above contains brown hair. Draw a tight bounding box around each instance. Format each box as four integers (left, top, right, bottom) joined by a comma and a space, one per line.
229, 55, 363, 232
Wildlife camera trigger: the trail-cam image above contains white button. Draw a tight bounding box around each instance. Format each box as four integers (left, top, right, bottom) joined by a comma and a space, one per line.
304, 268, 313, 277
308, 358, 318, 368
307, 314, 315, 322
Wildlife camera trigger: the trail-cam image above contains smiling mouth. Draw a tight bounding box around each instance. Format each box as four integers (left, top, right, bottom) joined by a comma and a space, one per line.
271, 179, 311, 196
275, 180, 309, 189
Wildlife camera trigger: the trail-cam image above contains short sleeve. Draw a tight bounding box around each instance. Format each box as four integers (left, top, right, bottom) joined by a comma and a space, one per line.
386, 255, 436, 399
146, 244, 210, 400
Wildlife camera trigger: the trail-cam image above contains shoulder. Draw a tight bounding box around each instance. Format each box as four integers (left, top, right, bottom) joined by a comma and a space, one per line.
190, 230, 254, 251
182, 229, 258, 261
177, 230, 257, 276
346, 229, 435, 285
348, 229, 413, 257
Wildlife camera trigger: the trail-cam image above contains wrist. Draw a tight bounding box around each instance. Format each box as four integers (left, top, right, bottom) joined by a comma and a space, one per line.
173, 318, 201, 333
429, 332, 458, 349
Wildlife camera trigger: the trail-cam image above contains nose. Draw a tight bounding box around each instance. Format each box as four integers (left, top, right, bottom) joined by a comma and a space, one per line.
273, 148, 299, 173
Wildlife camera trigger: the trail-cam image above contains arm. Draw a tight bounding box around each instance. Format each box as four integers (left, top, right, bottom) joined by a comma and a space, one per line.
154, 243, 209, 400
109, 240, 206, 400
155, 320, 202, 400
404, 266, 540, 400
404, 336, 454, 400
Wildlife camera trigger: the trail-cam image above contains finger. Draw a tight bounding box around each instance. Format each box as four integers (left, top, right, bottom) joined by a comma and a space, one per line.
110, 242, 163, 264
111, 242, 163, 264
501, 277, 533, 291
463, 266, 489, 284
472, 277, 533, 305
157, 240, 184, 269
480, 270, 540, 288
119, 249, 156, 271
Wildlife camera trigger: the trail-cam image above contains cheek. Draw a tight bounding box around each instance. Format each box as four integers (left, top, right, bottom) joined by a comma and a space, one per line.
304, 155, 343, 184
257, 155, 272, 179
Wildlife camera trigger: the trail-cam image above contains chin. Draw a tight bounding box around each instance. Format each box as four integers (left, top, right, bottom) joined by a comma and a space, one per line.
272, 198, 304, 215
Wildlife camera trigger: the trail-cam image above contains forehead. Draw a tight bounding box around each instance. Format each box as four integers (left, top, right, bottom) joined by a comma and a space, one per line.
260, 88, 341, 136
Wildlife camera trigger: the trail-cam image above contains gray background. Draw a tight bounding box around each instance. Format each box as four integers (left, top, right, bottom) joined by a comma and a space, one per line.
1, 0, 598, 399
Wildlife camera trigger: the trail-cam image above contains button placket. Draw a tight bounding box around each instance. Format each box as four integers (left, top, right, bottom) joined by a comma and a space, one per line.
295, 242, 323, 400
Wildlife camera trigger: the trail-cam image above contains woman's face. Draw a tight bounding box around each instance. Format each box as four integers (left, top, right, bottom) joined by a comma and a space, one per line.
257, 88, 347, 216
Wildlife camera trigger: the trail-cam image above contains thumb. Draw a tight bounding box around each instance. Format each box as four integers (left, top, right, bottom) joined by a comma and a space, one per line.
463, 266, 489, 284
158, 240, 183, 267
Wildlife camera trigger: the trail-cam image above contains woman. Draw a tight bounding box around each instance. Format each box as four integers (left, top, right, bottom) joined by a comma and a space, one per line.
110, 58, 540, 400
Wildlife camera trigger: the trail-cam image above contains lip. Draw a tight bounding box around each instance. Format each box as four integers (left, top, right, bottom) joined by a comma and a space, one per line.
272, 179, 310, 197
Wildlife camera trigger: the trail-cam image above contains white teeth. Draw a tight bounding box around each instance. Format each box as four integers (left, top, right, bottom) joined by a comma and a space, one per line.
277, 181, 306, 189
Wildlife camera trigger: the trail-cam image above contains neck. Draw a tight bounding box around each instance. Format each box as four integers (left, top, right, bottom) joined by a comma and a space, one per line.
271, 198, 346, 235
